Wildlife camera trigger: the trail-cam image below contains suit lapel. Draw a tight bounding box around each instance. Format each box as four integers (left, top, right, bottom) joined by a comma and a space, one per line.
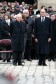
16, 21, 22, 30
39, 17, 41, 23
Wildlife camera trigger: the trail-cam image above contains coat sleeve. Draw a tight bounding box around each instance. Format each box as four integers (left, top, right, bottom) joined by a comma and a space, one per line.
34, 18, 38, 38
25, 18, 34, 34
10, 22, 14, 37
49, 19, 52, 38
31, 20, 35, 34
22, 21, 27, 33
0, 22, 10, 37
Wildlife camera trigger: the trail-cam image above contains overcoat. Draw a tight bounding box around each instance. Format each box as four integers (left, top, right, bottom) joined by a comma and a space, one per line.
0, 19, 10, 39
1, 20, 10, 39
35, 17, 52, 54
0, 19, 10, 49
10, 20, 26, 52
50, 19, 56, 53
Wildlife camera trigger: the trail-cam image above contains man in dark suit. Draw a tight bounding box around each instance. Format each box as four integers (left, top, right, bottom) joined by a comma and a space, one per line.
34, 9, 52, 66
0, 19, 10, 61
23, 9, 34, 61
49, 14, 56, 61
1, 20, 11, 62
10, 13, 26, 66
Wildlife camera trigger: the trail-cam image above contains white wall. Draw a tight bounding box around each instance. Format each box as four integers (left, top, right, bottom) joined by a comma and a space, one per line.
38, 0, 56, 10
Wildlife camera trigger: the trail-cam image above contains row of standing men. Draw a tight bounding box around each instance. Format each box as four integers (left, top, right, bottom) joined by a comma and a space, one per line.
0, 9, 56, 66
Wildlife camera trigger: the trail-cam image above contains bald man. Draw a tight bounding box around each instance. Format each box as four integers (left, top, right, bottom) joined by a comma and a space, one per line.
34, 9, 52, 66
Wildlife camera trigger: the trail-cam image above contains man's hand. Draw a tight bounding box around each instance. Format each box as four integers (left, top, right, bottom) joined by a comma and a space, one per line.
9, 33, 10, 36
31, 34, 34, 38
35, 39, 38, 43
48, 38, 51, 43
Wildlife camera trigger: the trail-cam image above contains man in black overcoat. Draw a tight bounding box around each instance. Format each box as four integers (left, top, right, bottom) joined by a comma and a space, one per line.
34, 9, 52, 66
49, 14, 56, 61
10, 13, 26, 66
1, 20, 11, 62
0, 19, 10, 61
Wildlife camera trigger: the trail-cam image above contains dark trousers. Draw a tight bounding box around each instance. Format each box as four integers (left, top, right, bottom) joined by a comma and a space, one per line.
24, 40, 32, 60
13, 51, 22, 64
39, 54, 46, 64
2, 45, 11, 61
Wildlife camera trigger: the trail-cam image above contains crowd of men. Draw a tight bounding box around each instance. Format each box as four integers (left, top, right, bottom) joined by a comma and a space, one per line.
0, 1, 56, 66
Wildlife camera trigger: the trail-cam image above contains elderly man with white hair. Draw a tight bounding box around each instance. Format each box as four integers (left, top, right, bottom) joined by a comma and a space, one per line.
23, 9, 34, 61
10, 13, 26, 66
35, 9, 52, 66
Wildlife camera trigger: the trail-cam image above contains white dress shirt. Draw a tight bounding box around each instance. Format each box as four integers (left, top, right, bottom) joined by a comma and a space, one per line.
41, 17, 45, 22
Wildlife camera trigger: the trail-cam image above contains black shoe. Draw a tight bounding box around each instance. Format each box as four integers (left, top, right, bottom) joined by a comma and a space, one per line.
7, 60, 11, 62
0, 57, 2, 60
2, 59, 6, 62
18, 63, 24, 66
48, 59, 51, 61
43, 63, 47, 66
22, 60, 25, 63
27, 59, 32, 61
13, 62, 17, 66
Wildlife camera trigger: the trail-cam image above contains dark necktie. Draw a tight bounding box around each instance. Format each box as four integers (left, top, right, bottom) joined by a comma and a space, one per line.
42, 17, 45, 22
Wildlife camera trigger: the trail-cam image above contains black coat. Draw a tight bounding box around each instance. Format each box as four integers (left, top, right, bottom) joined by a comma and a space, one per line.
35, 17, 52, 54
1, 20, 11, 39
25, 16, 34, 40
0, 19, 11, 49
0, 19, 10, 39
10, 20, 26, 52
0, 19, 3, 39
50, 19, 56, 53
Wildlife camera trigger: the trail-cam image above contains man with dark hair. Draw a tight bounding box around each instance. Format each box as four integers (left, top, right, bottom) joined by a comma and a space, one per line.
47, 6, 53, 15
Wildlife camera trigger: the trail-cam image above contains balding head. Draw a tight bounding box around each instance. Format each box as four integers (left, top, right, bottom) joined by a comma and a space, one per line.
40, 9, 46, 17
